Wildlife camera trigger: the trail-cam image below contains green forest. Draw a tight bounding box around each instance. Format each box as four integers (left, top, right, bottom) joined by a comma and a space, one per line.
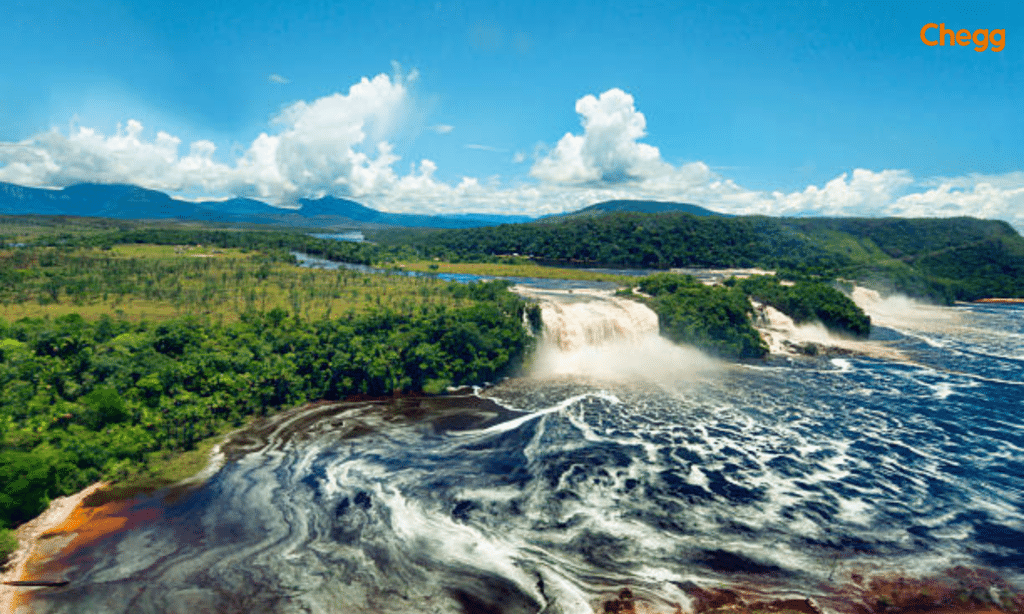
730, 275, 870, 337
0, 220, 537, 561
373, 212, 1024, 303
630, 274, 768, 360
621, 273, 869, 359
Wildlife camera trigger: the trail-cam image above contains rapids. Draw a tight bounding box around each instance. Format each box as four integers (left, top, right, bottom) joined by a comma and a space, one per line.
15, 290, 1024, 614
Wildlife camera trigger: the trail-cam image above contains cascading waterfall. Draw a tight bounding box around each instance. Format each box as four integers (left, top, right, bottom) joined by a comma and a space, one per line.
517, 287, 718, 382
535, 291, 659, 351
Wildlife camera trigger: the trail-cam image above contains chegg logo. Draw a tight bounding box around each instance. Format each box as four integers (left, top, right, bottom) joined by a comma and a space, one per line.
921, 23, 1005, 52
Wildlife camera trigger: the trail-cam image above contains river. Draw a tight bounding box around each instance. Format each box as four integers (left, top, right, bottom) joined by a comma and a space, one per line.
12, 285, 1024, 614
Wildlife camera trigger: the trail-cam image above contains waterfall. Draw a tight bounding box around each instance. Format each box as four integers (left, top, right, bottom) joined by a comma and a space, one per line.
513, 286, 718, 381
538, 293, 659, 351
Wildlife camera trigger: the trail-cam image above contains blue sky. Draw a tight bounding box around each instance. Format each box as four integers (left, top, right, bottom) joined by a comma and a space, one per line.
0, 0, 1021, 225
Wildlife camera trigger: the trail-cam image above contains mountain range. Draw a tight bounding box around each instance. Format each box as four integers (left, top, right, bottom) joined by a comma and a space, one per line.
0, 182, 716, 229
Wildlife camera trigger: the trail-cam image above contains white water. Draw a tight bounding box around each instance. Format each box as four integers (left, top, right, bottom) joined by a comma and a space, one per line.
515, 287, 719, 383
850, 286, 960, 331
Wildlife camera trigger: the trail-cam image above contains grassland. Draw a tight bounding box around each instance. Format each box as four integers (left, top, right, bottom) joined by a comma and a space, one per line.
0, 243, 481, 324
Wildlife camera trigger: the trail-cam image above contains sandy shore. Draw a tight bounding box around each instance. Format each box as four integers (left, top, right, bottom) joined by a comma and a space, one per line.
0, 482, 108, 614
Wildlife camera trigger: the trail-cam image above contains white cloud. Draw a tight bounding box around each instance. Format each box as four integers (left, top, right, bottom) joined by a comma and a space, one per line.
886, 174, 1024, 228
763, 169, 915, 217
0, 70, 416, 204
465, 143, 505, 152
429, 124, 454, 134
531, 88, 670, 184
520, 87, 1024, 228
0, 80, 1022, 229
248, 72, 410, 200
0, 120, 197, 191
268, 74, 290, 85
918, 171, 1024, 190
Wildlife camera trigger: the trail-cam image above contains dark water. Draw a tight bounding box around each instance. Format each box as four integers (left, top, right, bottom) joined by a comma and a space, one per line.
26, 303, 1024, 613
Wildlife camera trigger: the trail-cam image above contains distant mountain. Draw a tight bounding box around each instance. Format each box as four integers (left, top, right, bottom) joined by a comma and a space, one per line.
551, 199, 725, 219
0, 183, 724, 229
296, 195, 533, 228
0, 182, 534, 229
0, 182, 281, 222
295, 195, 385, 222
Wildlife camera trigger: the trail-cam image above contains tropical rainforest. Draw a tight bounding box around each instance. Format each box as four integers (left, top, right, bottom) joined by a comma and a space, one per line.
730, 275, 871, 337
629, 273, 768, 360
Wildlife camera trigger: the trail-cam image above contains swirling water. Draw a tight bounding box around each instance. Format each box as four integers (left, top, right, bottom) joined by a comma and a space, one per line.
24, 300, 1024, 613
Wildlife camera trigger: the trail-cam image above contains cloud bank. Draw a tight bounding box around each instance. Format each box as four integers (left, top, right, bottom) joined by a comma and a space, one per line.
0, 72, 1021, 229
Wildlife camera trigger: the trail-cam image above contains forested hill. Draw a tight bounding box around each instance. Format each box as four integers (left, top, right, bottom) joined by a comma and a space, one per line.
374, 211, 1024, 302
542, 199, 724, 220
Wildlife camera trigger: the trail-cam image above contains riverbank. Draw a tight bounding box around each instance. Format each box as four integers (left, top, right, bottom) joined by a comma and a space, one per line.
390, 259, 637, 283
0, 482, 108, 613
0, 432, 228, 613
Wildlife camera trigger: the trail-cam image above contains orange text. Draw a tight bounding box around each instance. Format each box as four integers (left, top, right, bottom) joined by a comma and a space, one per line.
921, 23, 1005, 51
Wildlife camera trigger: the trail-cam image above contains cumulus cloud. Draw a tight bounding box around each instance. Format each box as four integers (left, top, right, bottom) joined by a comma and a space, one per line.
526, 88, 916, 216
522, 87, 1024, 228
0, 70, 417, 204
0, 119, 210, 191
763, 169, 915, 216
0, 79, 1022, 228
531, 88, 672, 185
243, 72, 411, 200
